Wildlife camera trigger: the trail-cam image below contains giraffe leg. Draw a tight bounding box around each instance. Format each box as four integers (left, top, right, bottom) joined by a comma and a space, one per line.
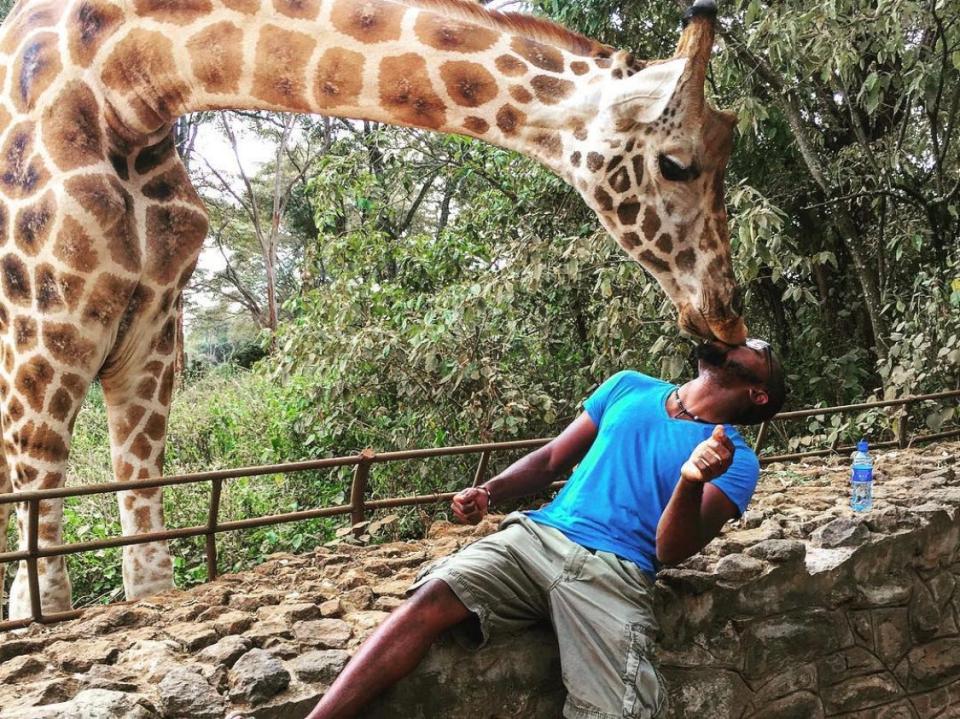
101, 313, 179, 601
0, 459, 10, 620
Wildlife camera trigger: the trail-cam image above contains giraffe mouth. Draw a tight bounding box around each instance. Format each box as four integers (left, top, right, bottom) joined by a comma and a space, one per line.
679, 306, 748, 345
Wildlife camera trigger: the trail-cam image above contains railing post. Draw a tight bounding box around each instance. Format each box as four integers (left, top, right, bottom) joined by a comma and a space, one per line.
350, 449, 375, 528
753, 421, 770, 454
26, 499, 42, 623
206, 478, 223, 581
471, 450, 491, 487
896, 404, 910, 449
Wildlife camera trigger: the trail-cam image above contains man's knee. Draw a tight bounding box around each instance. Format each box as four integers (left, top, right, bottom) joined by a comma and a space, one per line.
405, 579, 472, 628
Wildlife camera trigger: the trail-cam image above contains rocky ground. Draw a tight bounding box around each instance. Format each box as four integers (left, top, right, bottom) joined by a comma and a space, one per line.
0, 441, 957, 718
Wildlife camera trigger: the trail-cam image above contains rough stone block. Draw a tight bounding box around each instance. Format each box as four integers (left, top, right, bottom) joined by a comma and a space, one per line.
292, 619, 352, 649
286, 649, 350, 684
821, 672, 902, 714
158, 667, 225, 718
742, 609, 853, 677
229, 648, 291, 705
747, 690, 824, 719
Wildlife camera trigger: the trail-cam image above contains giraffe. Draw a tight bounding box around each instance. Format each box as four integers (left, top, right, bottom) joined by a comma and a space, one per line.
0, 0, 746, 620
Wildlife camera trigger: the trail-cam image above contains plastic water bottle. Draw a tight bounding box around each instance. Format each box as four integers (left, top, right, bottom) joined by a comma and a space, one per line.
850, 439, 873, 512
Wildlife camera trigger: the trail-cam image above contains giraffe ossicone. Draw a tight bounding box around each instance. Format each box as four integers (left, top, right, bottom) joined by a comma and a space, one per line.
0, 0, 745, 620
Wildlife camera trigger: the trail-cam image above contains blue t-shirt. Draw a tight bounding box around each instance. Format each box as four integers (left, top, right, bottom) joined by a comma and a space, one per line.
526, 371, 760, 576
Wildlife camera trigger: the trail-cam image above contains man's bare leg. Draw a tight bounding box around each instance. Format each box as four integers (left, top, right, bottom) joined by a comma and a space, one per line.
304, 580, 472, 719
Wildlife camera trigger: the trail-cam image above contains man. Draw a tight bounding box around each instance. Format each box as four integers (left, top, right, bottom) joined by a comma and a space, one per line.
306, 339, 786, 719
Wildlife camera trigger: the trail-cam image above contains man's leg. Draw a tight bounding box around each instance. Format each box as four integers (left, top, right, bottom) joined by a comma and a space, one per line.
304, 579, 472, 719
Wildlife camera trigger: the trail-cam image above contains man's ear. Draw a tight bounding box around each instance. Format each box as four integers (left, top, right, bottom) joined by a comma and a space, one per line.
749, 388, 769, 406
606, 58, 687, 125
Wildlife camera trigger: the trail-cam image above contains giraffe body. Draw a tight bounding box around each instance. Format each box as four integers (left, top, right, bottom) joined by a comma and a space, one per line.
0, 0, 744, 618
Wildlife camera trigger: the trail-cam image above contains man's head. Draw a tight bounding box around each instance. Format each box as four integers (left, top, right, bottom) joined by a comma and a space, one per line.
694, 338, 786, 424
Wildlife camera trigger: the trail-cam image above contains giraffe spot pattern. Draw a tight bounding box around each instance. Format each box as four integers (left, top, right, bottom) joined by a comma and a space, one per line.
529, 75, 573, 105
13, 32, 62, 113
510, 37, 563, 73
570, 152, 581, 167
621, 232, 640, 249
114, 283, 156, 348
69, 1, 124, 68
2, 254, 31, 306
43, 321, 98, 369
155, 317, 176, 355
414, 14, 499, 53
533, 131, 562, 159
379, 54, 447, 130
53, 215, 97, 272
495, 104, 525, 136
35, 263, 64, 312
273, 0, 321, 20
187, 21, 244, 95
48, 388, 73, 423
594, 187, 613, 212
571, 61, 589, 75
42, 81, 104, 171
330, 0, 405, 44
15, 420, 69, 463
640, 249, 670, 274
144, 206, 208, 285
656, 233, 673, 255
144, 413, 166, 441
7, 396, 24, 423
142, 168, 197, 204
617, 202, 641, 226
642, 206, 661, 238
676, 248, 695, 272
585, 152, 603, 172
632, 155, 645, 186
83, 273, 136, 327
509, 85, 532, 104
314, 48, 365, 110
439, 61, 497, 108
65, 175, 141, 273
137, 377, 158, 400
159, 365, 175, 405
134, 135, 176, 176
14, 316, 37, 351
58, 273, 85, 312
0, 2, 63, 55
15, 191, 56, 257
494, 55, 527, 77
131, 434, 153, 461
0, 122, 50, 199
609, 167, 630, 194
462, 116, 489, 135
133, 0, 213, 25
101, 30, 185, 129
253, 25, 317, 111
15, 355, 54, 412
223, 0, 260, 12
116, 405, 146, 444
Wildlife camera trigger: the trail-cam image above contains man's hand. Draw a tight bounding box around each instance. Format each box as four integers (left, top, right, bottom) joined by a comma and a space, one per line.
451, 486, 490, 525
680, 425, 735, 483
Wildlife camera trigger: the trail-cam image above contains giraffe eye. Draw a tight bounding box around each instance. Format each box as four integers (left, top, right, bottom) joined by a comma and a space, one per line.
658, 154, 700, 182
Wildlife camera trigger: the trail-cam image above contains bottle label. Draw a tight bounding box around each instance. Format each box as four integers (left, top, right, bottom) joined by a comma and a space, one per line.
852, 467, 872, 483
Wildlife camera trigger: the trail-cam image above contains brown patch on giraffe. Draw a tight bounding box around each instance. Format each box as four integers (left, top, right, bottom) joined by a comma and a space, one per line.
571, 61, 589, 76
116, 405, 146, 445
35, 263, 64, 312
494, 55, 527, 77
0, 2, 63, 54
639, 249, 670, 274
621, 232, 641, 249
137, 377, 158, 401
134, 505, 152, 531
13, 32, 62, 113
223, 0, 259, 11
187, 21, 244, 95
632, 155, 644, 185
0, 304, 7, 331
65, 175, 141, 273
134, 135, 175, 176
57, 273, 85, 312
39, 472, 62, 490
415, 14, 499, 53
101, 30, 188, 129
133, 0, 212, 25
642, 207, 661, 238
15, 192, 56, 257
131, 435, 153, 461
16, 420, 68, 463
142, 166, 199, 205
495, 105, 526, 136
676, 248, 695, 272
533, 132, 562, 159
146, 361, 165, 378
16, 463, 39, 487
617, 202, 641, 226
61, 374, 87, 399
593, 187, 613, 212
0, 122, 50, 199
14, 316, 37, 352
586, 152, 604, 172
510, 38, 563, 73
49, 388, 73, 423
144, 413, 166, 441
570, 119, 587, 141
331, 0, 405, 43
2, 254, 31, 306
609, 167, 630, 194
42, 81, 104, 171
253, 25, 317, 111
144, 206, 208, 285
115, 284, 156, 348
463, 117, 489, 135
607, 155, 623, 172
16, 356, 54, 412
379, 54, 447, 130
83, 273, 137, 327
8, 396, 24, 423
509, 85, 533, 104
155, 317, 176, 355
69, 1, 124, 67
273, 0, 321, 19
116, 460, 135, 481
440, 62, 498, 108
570, 151, 581, 167
314, 48, 365, 110
656, 233, 674, 255
43, 322, 98, 369
159, 365, 175, 405
530, 75, 574, 105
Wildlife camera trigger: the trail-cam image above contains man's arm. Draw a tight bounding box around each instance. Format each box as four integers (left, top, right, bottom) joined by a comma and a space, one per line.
656, 425, 742, 566
451, 412, 598, 524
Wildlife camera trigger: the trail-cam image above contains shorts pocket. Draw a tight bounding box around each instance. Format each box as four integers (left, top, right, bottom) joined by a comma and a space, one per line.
622, 623, 668, 719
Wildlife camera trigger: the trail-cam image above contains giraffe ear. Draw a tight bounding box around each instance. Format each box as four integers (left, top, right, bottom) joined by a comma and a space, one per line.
608, 58, 687, 125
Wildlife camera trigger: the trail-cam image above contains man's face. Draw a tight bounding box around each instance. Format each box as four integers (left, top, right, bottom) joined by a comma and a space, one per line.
693, 340, 771, 388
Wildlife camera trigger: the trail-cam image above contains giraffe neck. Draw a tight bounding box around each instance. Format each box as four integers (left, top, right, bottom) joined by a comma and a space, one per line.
99, 0, 611, 180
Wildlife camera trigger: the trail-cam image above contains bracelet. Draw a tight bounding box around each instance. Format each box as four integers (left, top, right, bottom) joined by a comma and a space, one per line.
477, 486, 494, 508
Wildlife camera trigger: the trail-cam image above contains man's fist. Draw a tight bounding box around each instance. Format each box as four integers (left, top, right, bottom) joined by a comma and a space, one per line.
681, 425, 735, 483
451, 486, 491, 525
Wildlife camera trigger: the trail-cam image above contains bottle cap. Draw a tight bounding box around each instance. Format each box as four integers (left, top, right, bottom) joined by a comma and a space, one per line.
857, 439, 868, 452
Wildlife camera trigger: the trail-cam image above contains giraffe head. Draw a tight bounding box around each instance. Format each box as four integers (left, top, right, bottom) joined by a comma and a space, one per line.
570, 0, 746, 344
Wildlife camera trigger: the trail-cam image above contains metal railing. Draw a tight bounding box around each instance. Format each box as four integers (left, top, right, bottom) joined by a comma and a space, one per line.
1, 388, 958, 632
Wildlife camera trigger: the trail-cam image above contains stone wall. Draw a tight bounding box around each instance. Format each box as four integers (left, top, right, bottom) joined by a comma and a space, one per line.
0, 441, 958, 718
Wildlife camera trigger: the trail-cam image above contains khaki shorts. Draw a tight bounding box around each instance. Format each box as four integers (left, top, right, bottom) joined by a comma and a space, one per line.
408, 512, 668, 719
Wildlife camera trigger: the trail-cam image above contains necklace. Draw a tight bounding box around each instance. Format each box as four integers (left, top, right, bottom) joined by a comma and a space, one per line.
674, 388, 703, 423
